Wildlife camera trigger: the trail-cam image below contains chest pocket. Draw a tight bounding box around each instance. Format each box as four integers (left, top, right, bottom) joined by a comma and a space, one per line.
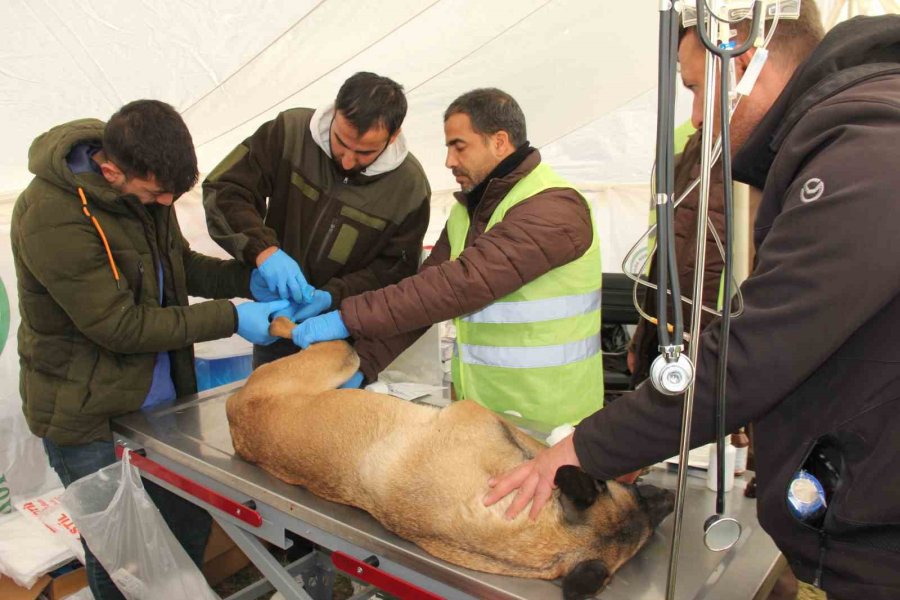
115, 249, 146, 304
326, 205, 388, 266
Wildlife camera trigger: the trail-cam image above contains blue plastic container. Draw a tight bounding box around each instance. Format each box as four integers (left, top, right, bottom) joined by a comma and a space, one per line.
195, 353, 252, 391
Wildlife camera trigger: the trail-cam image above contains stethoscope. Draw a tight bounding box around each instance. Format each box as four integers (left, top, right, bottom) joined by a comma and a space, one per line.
648, 2, 765, 598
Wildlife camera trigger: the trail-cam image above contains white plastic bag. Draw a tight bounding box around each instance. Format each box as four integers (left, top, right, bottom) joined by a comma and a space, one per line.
61, 450, 219, 600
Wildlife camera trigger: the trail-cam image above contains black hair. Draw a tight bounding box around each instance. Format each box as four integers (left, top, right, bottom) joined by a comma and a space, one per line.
103, 99, 198, 197
335, 72, 408, 136
444, 88, 527, 147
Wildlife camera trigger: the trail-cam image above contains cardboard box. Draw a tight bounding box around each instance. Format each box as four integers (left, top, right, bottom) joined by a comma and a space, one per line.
202, 520, 250, 587
0, 566, 87, 600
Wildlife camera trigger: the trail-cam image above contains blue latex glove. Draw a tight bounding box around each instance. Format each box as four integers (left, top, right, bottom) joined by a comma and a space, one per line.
339, 370, 365, 389
292, 289, 332, 322
249, 269, 279, 301
291, 310, 349, 349
270, 289, 332, 322
258, 249, 314, 303
236, 299, 290, 345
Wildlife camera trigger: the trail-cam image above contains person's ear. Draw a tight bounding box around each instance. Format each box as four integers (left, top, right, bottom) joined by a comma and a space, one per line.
492, 130, 512, 156
387, 128, 401, 146
734, 47, 755, 80
99, 160, 124, 186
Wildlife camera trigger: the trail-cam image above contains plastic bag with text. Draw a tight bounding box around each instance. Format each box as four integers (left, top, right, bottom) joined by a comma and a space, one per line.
61, 451, 219, 600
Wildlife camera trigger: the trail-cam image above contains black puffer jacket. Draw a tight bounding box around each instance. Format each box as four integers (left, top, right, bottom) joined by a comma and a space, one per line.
573, 16, 900, 599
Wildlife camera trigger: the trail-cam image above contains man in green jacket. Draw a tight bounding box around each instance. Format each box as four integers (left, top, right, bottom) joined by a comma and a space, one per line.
203, 71, 431, 367
11, 99, 287, 600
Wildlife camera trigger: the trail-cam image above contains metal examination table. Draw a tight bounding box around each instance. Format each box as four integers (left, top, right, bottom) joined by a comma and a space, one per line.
112, 382, 784, 600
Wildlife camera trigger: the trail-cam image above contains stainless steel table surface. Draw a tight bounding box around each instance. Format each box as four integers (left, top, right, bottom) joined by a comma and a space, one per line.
112, 382, 782, 600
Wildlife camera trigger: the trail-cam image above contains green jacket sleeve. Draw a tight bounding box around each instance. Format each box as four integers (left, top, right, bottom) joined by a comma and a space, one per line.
19, 218, 237, 354
182, 237, 253, 300
202, 115, 286, 265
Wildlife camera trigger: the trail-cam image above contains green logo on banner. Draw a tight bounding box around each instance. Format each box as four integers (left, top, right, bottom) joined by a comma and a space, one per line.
0, 275, 9, 356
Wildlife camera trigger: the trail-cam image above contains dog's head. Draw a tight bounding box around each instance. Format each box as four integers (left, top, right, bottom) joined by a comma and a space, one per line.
554, 466, 674, 599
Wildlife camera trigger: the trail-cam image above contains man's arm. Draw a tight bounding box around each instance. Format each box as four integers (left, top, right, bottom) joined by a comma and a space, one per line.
182, 238, 253, 300
352, 229, 453, 382
321, 195, 431, 307
341, 188, 594, 340
487, 98, 900, 518
18, 218, 237, 354
575, 99, 900, 480
203, 115, 285, 265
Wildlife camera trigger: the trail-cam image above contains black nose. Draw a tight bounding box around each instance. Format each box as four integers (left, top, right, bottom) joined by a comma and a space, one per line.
637, 484, 675, 528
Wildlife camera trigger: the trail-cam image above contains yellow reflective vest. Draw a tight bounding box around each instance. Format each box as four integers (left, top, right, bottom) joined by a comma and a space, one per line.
448, 162, 604, 431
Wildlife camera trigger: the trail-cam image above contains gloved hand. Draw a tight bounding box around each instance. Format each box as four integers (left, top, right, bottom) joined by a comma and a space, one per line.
258, 249, 313, 304
236, 299, 290, 345
292, 289, 332, 322
339, 370, 365, 389
270, 289, 332, 322
291, 310, 349, 349
250, 269, 279, 302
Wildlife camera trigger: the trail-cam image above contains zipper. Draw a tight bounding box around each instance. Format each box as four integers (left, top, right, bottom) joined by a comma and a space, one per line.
813, 530, 828, 588
314, 222, 338, 265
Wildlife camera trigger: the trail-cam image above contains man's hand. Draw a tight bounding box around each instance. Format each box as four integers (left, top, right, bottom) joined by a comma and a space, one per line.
292, 289, 333, 322
484, 433, 581, 520
250, 269, 279, 302
235, 299, 290, 345
291, 310, 350, 349
257, 248, 313, 304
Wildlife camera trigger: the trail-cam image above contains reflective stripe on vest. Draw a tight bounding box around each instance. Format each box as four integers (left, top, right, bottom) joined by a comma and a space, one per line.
461, 290, 601, 324
458, 334, 602, 369
448, 161, 603, 431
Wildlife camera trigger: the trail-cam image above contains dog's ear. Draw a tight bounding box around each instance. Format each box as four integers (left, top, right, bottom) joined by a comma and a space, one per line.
555, 465, 607, 523
562, 559, 610, 600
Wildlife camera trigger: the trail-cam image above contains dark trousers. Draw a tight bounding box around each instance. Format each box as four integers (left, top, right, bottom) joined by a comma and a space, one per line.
44, 439, 211, 600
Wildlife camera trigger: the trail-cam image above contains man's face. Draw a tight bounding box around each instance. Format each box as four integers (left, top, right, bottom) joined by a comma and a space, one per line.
678, 30, 774, 155
329, 111, 395, 177
110, 172, 175, 206
444, 113, 502, 193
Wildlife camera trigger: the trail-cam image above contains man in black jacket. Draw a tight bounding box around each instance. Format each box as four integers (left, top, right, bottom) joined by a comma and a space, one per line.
486, 12, 900, 600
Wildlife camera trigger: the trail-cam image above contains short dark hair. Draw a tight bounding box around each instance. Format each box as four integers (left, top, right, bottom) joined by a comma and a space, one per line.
103, 100, 198, 197
443, 88, 527, 147
679, 0, 824, 69
335, 72, 407, 136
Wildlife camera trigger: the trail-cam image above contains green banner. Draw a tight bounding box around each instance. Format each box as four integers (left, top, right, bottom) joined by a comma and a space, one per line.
0, 275, 9, 357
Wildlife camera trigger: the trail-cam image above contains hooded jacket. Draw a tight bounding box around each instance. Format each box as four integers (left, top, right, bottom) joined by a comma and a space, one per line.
11, 119, 251, 445
202, 106, 430, 307
572, 16, 900, 599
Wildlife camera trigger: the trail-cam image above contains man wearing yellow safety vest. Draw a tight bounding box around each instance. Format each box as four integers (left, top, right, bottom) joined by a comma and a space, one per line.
291, 88, 604, 431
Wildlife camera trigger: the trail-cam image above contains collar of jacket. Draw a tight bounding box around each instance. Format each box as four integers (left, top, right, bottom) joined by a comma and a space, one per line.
453, 147, 541, 218
308, 102, 410, 178
734, 14, 900, 189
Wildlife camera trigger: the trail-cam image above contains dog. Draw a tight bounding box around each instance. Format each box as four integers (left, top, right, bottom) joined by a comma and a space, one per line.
226, 335, 674, 599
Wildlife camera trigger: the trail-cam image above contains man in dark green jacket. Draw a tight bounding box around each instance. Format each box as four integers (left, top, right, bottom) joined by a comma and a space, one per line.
203, 71, 431, 367
11, 100, 287, 600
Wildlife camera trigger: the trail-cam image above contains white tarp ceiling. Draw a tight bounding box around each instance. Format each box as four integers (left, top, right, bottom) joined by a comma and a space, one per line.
2, 0, 665, 194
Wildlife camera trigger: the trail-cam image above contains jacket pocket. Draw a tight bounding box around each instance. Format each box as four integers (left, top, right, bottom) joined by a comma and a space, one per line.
324, 205, 388, 266
828, 396, 900, 527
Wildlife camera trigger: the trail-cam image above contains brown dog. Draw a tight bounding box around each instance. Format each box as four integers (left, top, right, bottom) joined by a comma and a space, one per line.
226, 338, 674, 599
